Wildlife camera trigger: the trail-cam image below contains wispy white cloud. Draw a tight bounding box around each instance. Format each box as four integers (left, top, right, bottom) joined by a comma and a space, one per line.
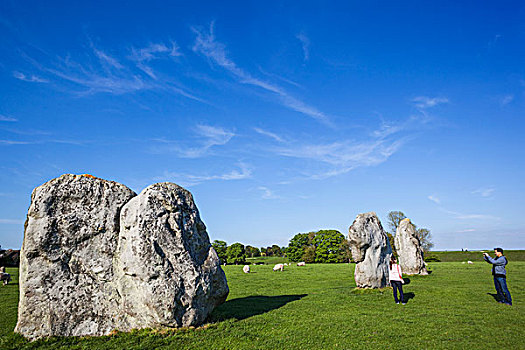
192, 22, 332, 125
47, 50, 151, 95
13, 71, 48, 83
500, 94, 514, 106
258, 67, 303, 89
0, 115, 18, 122
19, 42, 203, 102
472, 187, 495, 198
92, 47, 124, 70
155, 163, 252, 186
130, 42, 182, 62
0, 218, 24, 224
411, 96, 449, 109
440, 208, 499, 220
195, 124, 234, 144
296, 33, 310, 61
253, 127, 286, 143
151, 124, 235, 158
0, 140, 32, 145
258, 186, 280, 200
2, 128, 50, 136
129, 41, 182, 79
275, 137, 404, 179
428, 195, 440, 204
0, 138, 86, 146
371, 121, 404, 139
457, 228, 476, 233
487, 34, 502, 49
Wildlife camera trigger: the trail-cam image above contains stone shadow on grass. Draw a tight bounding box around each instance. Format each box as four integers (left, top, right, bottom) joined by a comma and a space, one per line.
210, 294, 307, 321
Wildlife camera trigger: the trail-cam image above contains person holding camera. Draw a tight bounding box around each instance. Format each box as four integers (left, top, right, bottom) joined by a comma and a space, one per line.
483, 248, 512, 306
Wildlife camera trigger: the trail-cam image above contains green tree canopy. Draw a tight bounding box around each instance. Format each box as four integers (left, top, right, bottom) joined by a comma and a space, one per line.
287, 230, 350, 263
271, 244, 283, 257
245, 245, 261, 258
311, 230, 347, 263
226, 242, 246, 265
211, 240, 228, 264
286, 233, 309, 262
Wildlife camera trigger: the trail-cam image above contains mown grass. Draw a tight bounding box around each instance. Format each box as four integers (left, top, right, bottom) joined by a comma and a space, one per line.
0, 261, 523, 349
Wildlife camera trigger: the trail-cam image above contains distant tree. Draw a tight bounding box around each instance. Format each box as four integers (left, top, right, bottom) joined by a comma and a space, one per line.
338, 239, 352, 263
311, 230, 346, 263
226, 243, 246, 265
211, 240, 228, 264
387, 211, 407, 235
385, 232, 397, 257
387, 210, 434, 253
264, 246, 273, 256
245, 245, 261, 258
271, 244, 283, 257
302, 245, 316, 263
286, 233, 309, 262
260, 247, 267, 256
416, 228, 434, 252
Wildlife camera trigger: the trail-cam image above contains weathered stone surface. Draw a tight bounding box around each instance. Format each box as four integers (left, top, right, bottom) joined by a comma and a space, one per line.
16, 176, 228, 340
348, 212, 392, 288
115, 182, 229, 331
394, 218, 428, 275
15, 174, 136, 339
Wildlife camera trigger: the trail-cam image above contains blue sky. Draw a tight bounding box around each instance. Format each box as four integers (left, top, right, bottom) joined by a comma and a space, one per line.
1, 1, 524, 250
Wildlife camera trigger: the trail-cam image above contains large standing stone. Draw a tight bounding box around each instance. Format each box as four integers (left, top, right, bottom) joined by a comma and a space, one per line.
115, 182, 229, 330
15, 174, 136, 339
16, 176, 229, 340
348, 212, 392, 288
394, 218, 428, 275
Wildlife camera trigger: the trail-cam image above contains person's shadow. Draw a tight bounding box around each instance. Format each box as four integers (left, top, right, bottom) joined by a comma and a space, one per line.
487, 293, 502, 303
210, 294, 307, 321
402, 292, 415, 304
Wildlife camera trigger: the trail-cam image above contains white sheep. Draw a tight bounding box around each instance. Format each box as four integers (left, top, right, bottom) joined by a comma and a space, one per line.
273, 263, 284, 272
297, 262, 306, 266
242, 265, 250, 273
467, 261, 473, 264
0, 272, 11, 285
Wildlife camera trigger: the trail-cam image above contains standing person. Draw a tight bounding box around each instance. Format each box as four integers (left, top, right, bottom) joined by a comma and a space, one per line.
483, 248, 512, 306
389, 256, 405, 304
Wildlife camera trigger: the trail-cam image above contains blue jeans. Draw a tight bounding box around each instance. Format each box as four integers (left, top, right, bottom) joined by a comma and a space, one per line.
391, 280, 404, 303
494, 276, 512, 305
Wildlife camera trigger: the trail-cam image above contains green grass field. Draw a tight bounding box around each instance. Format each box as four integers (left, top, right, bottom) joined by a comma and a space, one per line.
1, 258, 524, 349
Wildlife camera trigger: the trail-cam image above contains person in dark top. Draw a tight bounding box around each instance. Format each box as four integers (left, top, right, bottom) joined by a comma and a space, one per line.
483, 248, 512, 305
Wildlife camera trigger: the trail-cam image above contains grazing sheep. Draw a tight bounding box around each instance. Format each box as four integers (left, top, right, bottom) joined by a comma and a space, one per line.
467, 261, 473, 264
0, 272, 11, 285
297, 262, 306, 266
273, 263, 284, 272
243, 265, 250, 273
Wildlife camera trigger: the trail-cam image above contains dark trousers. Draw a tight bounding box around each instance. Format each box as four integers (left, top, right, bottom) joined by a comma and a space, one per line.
494, 276, 512, 305
391, 280, 404, 303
